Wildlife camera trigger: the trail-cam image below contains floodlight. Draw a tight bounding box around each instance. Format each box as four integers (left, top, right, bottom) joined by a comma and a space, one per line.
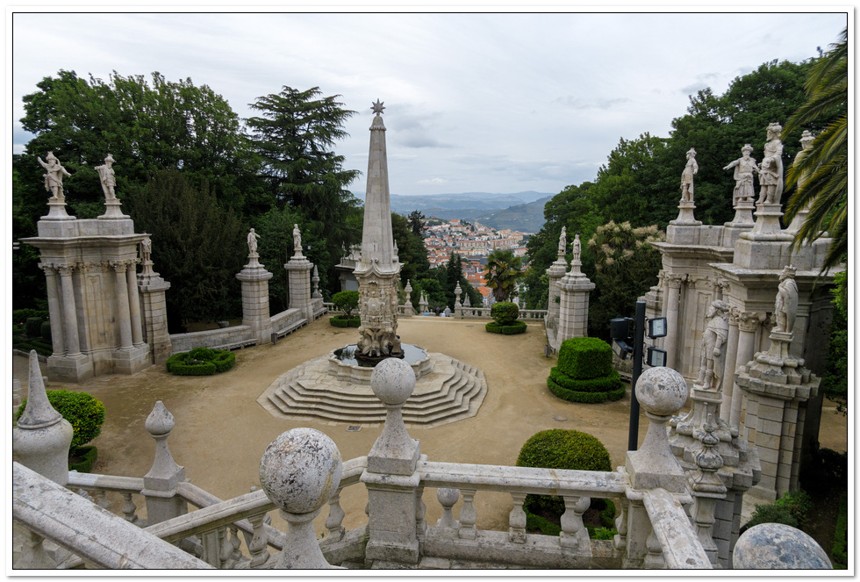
610, 317, 632, 341
646, 347, 667, 368
612, 339, 632, 361
647, 317, 667, 339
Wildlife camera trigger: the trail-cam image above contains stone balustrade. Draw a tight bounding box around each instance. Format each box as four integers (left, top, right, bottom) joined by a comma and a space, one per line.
11, 347, 830, 571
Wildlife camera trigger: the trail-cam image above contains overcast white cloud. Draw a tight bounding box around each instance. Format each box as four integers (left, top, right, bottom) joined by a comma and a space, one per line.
10, 9, 846, 196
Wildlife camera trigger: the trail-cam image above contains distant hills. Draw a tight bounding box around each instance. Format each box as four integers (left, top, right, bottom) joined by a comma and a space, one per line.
351, 190, 554, 233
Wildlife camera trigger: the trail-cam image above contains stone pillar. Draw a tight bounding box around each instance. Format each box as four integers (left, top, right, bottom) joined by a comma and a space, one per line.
285, 254, 314, 323
40, 264, 65, 356
259, 428, 343, 569
237, 256, 274, 345
139, 261, 172, 365
12, 351, 73, 486
719, 309, 741, 424
663, 274, 683, 370
362, 359, 422, 566
729, 311, 763, 429
112, 262, 134, 350
545, 237, 568, 349
57, 265, 81, 356
402, 280, 415, 317
556, 262, 595, 342
126, 264, 144, 346
141, 401, 187, 525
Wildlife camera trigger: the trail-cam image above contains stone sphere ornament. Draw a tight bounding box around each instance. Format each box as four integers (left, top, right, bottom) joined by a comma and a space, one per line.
370, 357, 416, 406
635, 367, 689, 417
733, 523, 832, 569
259, 428, 342, 516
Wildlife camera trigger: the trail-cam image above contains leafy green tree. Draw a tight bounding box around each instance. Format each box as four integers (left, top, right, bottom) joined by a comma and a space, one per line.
123, 170, 246, 330
587, 221, 664, 338
246, 85, 362, 291
391, 212, 430, 290
254, 205, 305, 312
820, 270, 847, 409
407, 210, 426, 236
783, 27, 847, 271
485, 249, 522, 303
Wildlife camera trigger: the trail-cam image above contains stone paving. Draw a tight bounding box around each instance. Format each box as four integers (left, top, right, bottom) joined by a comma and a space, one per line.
12, 315, 848, 534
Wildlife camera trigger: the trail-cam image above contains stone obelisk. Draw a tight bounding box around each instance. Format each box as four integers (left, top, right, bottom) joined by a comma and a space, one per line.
354, 100, 403, 361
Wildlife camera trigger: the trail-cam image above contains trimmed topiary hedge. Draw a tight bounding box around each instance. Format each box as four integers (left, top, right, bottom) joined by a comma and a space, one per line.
166, 347, 236, 376
485, 320, 527, 335
17, 390, 106, 451
548, 337, 624, 403
330, 315, 361, 328
491, 301, 520, 325
516, 429, 616, 538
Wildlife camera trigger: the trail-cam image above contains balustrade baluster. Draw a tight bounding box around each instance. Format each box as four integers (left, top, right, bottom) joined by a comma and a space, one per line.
458, 489, 477, 539
508, 493, 527, 543
121, 492, 139, 524
247, 510, 270, 569
220, 526, 236, 569
200, 529, 223, 568
559, 495, 590, 552
415, 486, 427, 543
324, 489, 346, 541
644, 529, 665, 569
613, 496, 628, 555
436, 488, 459, 529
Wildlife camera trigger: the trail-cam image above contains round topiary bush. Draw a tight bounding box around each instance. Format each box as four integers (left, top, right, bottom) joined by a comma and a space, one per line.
486, 301, 526, 335
516, 429, 616, 537
16, 390, 106, 451
548, 337, 624, 403
166, 347, 236, 376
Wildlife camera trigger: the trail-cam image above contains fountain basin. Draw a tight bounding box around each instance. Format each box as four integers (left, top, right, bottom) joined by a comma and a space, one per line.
328, 343, 432, 384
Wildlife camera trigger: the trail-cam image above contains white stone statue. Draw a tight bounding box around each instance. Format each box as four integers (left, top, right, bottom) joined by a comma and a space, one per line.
292, 224, 302, 254
247, 228, 260, 255
695, 299, 730, 391
680, 148, 698, 203
37, 151, 72, 201
557, 226, 567, 257
95, 154, 117, 201
723, 144, 758, 206
773, 266, 798, 334
140, 236, 152, 261
572, 233, 581, 264
758, 122, 784, 204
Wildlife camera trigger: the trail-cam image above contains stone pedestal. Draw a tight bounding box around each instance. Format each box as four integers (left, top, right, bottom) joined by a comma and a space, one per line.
285, 255, 314, 323
44, 200, 74, 221
139, 263, 172, 365
556, 268, 594, 343
545, 256, 568, 348
742, 202, 792, 242
236, 259, 274, 344
98, 200, 129, 219
670, 200, 702, 226
734, 332, 819, 500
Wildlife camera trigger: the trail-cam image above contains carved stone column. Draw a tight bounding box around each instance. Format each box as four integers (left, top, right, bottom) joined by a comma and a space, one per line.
719, 309, 741, 424
141, 401, 187, 525
730, 311, 763, 429
40, 264, 65, 356
57, 265, 81, 356
112, 262, 134, 350
663, 274, 684, 369
126, 261, 144, 346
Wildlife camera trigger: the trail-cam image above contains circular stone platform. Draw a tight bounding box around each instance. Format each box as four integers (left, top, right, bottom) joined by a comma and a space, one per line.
257, 353, 487, 428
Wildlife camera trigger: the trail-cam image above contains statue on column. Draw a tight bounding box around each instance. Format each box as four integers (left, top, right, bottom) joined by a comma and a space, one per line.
140, 236, 152, 262
95, 154, 117, 201
37, 152, 72, 201
773, 266, 798, 334
572, 233, 581, 264
557, 226, 567, 257
723, 144, 758, 206
247, 228, 260, 255
680, 148, 698, 202
695, 299, 730, 391
758, 122, 784, 204
292, 224, 303, 255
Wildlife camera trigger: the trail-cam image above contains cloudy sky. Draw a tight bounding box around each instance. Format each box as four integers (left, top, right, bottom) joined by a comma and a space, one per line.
10, 8, 847, 197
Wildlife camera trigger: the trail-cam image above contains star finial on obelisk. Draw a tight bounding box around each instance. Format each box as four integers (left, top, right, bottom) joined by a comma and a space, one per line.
372, 99, 385, 116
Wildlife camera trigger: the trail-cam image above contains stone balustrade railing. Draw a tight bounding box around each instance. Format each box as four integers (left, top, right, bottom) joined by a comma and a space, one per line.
11, 349, 830, 571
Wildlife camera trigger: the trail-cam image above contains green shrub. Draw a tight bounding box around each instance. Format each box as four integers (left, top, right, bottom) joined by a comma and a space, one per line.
831, 494, 848, 569
17, 390, 105, 451
491, 301, 519, 325
557, 337, 613, 380
40, 321, 52, 343
69, 445, 98, 473
330, 315, 361, 328
332, 290, 360, 318
742, 490, 812, 532
25, 317, 43, 338
548, 367, 622, 393
13, 309, 49, 325
516, 429, 616, 538
485, 320, 527, 335
166, 347, 235, 376
548, 378, 626, 403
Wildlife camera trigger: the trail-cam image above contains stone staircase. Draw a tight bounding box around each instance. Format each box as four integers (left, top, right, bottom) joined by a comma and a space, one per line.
258, 353, 487, 428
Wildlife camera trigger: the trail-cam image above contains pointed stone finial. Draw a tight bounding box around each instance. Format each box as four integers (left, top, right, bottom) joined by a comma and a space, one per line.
368, 358, 419, 474
12, 351, 73, 485
372, 99, 385, 116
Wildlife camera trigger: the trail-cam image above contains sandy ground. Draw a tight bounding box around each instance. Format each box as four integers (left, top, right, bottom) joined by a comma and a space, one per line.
13, 315, 848, 533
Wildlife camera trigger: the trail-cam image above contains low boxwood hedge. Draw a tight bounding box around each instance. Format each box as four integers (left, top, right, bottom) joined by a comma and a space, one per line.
548, 378, 626, 403
166, 347, 236, 376
557, 337, 613, 380
485, 320, 527, 335
548, 367, 622, 393
330, 315, 361, 328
